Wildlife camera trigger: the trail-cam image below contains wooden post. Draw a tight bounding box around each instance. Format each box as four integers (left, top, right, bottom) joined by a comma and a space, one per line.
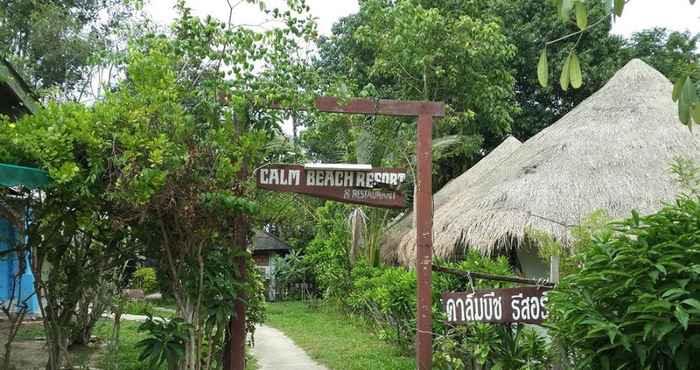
224, 112, 250, 370
550, 255, 564, 370
549, 255, 560, 284
415, 114, 433, 370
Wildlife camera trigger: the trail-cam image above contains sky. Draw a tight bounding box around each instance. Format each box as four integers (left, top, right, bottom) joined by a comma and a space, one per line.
145, 0, 699, 37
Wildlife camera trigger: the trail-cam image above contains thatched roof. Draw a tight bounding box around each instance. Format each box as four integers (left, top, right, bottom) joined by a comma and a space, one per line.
389, 59, 700, 266
381, 136, 522, 263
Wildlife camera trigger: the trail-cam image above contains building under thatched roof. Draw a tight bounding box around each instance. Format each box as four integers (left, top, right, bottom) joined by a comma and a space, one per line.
387, 59, 700, 272
381, 136, 522, 263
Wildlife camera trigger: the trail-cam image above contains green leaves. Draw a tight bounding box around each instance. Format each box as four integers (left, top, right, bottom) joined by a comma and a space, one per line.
677, 77, 699, 129
614, 0, 625, 17
560, 0, 574, 21
569, 53, 583, 89
560, 54, 571, 90
575, 2, 588, 30
560, 52, 583, 91
538, 48, 549, 87
547, 197, 700, 369
675, 306, 690, 330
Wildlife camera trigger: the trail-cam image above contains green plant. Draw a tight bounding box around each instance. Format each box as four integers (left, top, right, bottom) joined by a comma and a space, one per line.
123, 300, 155, 316
132, 267, 159, 294
136, 315, 190, 370
547, 196, 700, 369
531, 209, 610, 277
434, 324, 550, 370
305, 203, 353, 302
672, 157, 700, 196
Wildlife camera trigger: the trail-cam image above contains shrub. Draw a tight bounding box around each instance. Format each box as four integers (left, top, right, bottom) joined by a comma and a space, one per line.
348, 263, 416, 348
305, 203, 353, 302
433, 324, 550, 370
346, 250, 551, 370
547, 196, 700, 370
124, 300, 156, 316
132, 267, 159, 294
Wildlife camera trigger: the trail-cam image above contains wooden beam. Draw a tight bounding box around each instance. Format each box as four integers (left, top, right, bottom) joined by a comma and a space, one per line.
433, 265, 556, 288
314, 96, 445, 117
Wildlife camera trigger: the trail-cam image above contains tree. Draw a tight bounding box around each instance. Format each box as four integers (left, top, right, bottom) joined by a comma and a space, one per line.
487, 0, 627, 139
1, 0, 320, 368
625, 28, 699, 83
309, 0, 518, 190
0, 0, 142, 99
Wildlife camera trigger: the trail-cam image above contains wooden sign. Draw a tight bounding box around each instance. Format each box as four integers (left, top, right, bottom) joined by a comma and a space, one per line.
256, 164, 407, 208
442, 286, 551, 325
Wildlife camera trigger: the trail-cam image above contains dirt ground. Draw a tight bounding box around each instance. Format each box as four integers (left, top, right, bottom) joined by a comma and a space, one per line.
0, 320, 103, 370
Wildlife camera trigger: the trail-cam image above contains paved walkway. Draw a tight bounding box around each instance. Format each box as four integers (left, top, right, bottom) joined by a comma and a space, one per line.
252, 324, 327, 370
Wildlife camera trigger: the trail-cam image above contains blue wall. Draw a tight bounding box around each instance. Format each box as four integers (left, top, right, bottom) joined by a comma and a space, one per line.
0, 218, 40, 315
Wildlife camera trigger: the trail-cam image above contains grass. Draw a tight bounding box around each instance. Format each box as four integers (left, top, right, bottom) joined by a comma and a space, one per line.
122, 300, 177, 319
13, 319, 152, 369
93, 319, 155, 370
12, 318, 259, 370
264, 301, 415, 370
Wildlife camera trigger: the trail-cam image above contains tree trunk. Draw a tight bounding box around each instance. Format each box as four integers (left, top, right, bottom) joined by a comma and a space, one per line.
178, 298, 200, 370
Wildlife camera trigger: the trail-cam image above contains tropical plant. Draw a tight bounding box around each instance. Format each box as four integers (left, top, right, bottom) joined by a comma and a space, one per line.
137, 315, 190, 370
547, 196, 700, 369
434, 324, 550, 370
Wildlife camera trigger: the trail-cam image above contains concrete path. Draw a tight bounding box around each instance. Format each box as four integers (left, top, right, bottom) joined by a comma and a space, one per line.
252, 324, 328, 370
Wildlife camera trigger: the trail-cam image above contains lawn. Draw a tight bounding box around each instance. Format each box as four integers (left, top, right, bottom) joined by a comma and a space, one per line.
263, 301, 415, 370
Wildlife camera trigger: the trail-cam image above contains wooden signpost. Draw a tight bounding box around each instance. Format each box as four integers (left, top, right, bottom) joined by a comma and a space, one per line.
255, 164, 407, 208
442, 287, 552, 325
241, 96, 444, 370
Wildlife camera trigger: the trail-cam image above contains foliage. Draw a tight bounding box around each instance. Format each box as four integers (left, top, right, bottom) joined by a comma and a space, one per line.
344, 250, 547, 369
672, 157, 700, 197
137, 315, 190, 370
273, 249, 312, 288
547, 197, 700, 369
0, 0, 143, 97
123, 300, 155, 316
304, 202, 353, 301
310, 0, 517, 189
132, 267, 159, 294
543, 0, 699, 128
1, 0, 319, 367
531, 209, 610, 277
434, 324, 550, 370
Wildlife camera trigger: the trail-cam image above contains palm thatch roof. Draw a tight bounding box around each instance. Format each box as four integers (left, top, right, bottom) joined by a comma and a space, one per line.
388, 59, 700, 266
381, 136, 522, 263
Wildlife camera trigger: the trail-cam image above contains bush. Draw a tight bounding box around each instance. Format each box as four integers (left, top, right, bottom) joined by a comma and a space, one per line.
132, 267, 159, 294
348, 263, 416, 348
347, 251, 550, 368
124, 300, 156, 316
305, 203, 353, 302
547, 196, 700, 370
